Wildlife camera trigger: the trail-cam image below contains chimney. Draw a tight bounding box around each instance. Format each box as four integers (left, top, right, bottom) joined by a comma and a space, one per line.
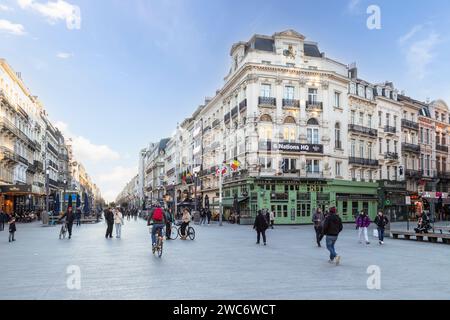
16, 72, 22, 80
348, 63, 358, 80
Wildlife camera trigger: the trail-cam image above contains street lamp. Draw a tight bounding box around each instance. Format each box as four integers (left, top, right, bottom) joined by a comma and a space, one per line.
45, 167, 50, 215
63, 178, 67, 212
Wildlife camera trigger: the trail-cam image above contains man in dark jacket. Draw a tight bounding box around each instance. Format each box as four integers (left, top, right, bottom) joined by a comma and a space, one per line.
253, 210, 269, 245
322, 207, 343, 265
105, 208, 114, 238
374, 211, 389, 245
164, 209, 173, 240
59, 206, 75, 239
312, 208, 324, 247
0, 211, 5, 232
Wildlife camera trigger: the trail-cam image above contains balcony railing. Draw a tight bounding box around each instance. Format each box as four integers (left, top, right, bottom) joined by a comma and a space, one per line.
401, 119, 419, 130
405, 169, 422, 178
0, 146, 18, 164
436, 144, 449, 153
436, 171, 450, 180
258, 96, 276, 106
384, 126, 397, 134
349, 157, 379, 166
34, 160, 44, 172
348, 124, 378, 137
224, 113, 231, 123
212, 119, 220, 128
306, 101, 323, 111
282, 99, 300, 108
402, 143, 420, 153
384, 152, 399, 160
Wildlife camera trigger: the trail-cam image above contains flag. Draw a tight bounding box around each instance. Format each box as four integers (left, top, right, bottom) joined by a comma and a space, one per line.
231, 159, 240, 172
216, 165, 228, 177
181, 171, 186, 184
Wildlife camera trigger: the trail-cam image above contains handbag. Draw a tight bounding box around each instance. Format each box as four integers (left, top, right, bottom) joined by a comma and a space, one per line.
373, 229, 379, 238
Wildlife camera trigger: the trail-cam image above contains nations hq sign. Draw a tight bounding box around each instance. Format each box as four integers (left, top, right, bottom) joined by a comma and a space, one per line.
259, 141, 324, 154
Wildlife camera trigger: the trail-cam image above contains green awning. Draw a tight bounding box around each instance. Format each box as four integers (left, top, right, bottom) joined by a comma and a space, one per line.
211, 197, 248, 207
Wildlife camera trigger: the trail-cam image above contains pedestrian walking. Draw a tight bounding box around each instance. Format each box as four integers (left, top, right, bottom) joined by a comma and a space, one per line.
8, 214, 16, 242
253, 210, 269, 245
356, 210, 371, 244
322, 207, 343, 265
114, 208, 123, 238
76, 207, 82, 226
200, 209, 207, 225
164, 209, 173, 240
59, 206, 75, 239
206, 209, 212, 225
374, 211, 389, 245
269, 210, 275, 229
0, 211, 5, 232
105, 208, 114, 238
312, 207, 324, 247
265, 209, 270, 226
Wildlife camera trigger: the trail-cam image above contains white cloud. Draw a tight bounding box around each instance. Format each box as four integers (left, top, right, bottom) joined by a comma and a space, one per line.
17, 0, 81, 30
55, 121, 120, 162
0, 19, 26, 36
0, 4, 13, 11
399, 26, 441, 80
98, 166, 138, 202
56, 52, 73, 59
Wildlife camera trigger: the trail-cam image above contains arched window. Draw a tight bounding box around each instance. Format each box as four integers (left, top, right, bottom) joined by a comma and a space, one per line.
307, 118, 319, 144
283, 117, 297, 142
335, 123, 341, 149
307, 118, 319, 126
260, 114, 272, 122
284, 116, 296, 124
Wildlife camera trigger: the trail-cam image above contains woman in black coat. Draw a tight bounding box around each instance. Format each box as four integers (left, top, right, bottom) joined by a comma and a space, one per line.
253, 210, 269, 245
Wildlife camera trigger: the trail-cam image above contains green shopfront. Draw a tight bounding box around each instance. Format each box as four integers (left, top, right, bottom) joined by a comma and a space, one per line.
222, 176, 379, 225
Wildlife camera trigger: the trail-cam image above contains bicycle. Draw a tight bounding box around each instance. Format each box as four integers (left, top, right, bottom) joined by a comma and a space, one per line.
178, 224, 196, 240
59, 222, 68, 239
165, 223, 179, 240
149, 224, 164, 258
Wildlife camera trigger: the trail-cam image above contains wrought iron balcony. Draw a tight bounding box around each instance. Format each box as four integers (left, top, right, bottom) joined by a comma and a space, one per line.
402, 143, 420, 153
224, 113, 231, 123
34, 160, 44, 172
384, 126, 397, 134
0, 146, 18, 164
306, 101, 323, 111
436, 144, 449, 153
401, 119, 419, 130
282, 99, 300, 108
384, 152, 399, 160
258, 96, 276, 106
349, 157, 379, 167
348, 124, 378, 137
405, 169, 422, 178
212, 119, 220, 128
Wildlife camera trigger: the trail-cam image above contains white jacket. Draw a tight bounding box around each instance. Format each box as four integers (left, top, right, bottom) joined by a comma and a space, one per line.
114, 211, 123, 224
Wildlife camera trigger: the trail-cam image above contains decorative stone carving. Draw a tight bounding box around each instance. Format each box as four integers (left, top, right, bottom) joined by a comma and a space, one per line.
299, 75, 307, 87
321, 80, 329, 89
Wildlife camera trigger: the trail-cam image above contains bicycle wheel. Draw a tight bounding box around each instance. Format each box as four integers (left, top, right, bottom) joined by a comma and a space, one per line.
170, 226, 178, 240
188, 227, 195, 240
177, 226, 183, 238
157, 237, 163, 258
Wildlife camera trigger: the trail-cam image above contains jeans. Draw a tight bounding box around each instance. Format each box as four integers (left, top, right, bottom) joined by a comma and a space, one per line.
76, 217, 81, 226
106, 223, 113, 238
256, 229, 266, 244
378, 227, 385, 242
67, 222, 73, 237
0, 221, 4, 231
152, 223, 164, 246
358, 227, 369, 242
9, 231, 15, 241
314, 226, 323, 245
115, 223, 122, 238
165, 222, 171, 238
326, 235, 338, 261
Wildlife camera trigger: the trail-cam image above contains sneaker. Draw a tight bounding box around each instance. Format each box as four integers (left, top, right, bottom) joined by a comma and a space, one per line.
256, 242, 260, 245
366, 242, 370, 245
264, 243, 267, 246
328, 259, 334, 264
381, 241, 384, 245
335, 256, 341, 266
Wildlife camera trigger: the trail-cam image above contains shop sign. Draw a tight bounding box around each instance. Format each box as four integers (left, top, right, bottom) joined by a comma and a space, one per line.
259, 141, 323, 154
381, 180, 406, 189
0, 185, 32, 193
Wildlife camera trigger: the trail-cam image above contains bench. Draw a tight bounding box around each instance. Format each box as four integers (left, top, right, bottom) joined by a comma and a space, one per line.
391, 230, 450, 244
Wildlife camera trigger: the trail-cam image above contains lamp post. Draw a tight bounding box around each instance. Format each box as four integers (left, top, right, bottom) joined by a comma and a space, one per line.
63, 178, 67, 212
45, 166, 50, 215
194, 172, 198, 214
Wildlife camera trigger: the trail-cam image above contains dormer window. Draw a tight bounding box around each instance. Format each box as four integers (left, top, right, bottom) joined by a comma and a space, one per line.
376, 87, 383, 96
392, 91, 398, 101
350, 82, 356, 95
385, 89, 390, 98
366, 88, 373, 100
357, 85, 365, 97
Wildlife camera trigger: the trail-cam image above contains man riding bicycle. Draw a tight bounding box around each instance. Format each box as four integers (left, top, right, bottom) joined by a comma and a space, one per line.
147, 204, 167, 250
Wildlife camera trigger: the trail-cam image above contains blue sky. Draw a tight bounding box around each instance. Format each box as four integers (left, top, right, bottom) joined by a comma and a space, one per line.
1, 0, 450, 201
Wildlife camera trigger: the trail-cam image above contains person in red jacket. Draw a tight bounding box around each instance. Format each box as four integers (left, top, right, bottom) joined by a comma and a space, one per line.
147, 205, 166, 249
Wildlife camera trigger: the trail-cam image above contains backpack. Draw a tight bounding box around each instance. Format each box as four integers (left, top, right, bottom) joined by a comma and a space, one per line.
153, 208, 163, 222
